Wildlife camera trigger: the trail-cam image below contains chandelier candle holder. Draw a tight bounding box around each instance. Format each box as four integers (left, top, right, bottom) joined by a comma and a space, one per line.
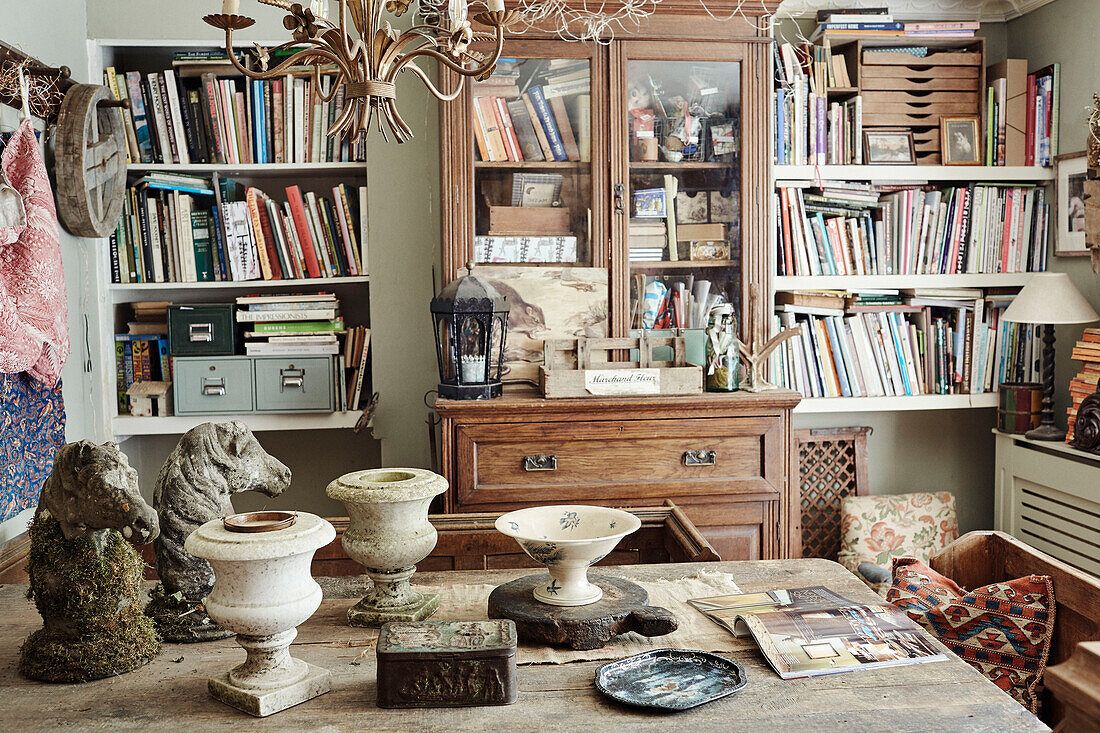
326, 468, 449, 626
184, 511, 336, 717
203, 0, 519, 143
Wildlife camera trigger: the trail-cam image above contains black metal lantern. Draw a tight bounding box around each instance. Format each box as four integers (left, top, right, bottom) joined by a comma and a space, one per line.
430, 262, 509, 400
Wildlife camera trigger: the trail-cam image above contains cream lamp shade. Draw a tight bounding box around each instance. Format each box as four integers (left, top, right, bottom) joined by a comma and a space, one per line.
1001, 273, 1100, 325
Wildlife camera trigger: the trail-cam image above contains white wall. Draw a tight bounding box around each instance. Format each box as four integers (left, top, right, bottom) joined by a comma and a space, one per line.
0, 0, 91, 540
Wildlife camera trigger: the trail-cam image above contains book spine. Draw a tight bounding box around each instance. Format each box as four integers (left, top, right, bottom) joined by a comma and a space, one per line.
115, 339, 128, 413
200, 73, 225, 164
105, 67, 137, 164
125, 72, 155, 163
528, 86, 567, 162
272, 79, 285, 164
335, 185, 360, 276
157, 337, 171, 382
286, 185, 322, 278
245, 188, 274, 279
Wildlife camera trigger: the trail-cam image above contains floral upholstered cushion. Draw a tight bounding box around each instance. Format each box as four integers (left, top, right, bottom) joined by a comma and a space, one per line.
887, 557, 1055, 713
838, 492, 958, 595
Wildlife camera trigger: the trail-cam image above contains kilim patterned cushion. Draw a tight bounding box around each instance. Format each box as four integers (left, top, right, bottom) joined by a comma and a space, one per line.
887, 557, 1055, 713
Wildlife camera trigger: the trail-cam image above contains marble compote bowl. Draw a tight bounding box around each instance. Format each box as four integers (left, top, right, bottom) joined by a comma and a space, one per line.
495, 505, 642, 606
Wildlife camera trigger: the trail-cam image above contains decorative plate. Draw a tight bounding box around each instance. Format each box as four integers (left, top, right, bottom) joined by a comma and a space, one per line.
593, 649, 747, 711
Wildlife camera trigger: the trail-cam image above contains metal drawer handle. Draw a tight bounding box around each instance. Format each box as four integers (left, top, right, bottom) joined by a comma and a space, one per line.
189, 323, 213, 342
280, 367, 305, 392
683, 449, 716, 467
201, 376, 226, 396
523, 454, 557, 471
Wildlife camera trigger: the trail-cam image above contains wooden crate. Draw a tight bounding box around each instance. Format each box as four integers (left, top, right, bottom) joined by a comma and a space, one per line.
488, 205, 571, 235
538, 336, 703, 398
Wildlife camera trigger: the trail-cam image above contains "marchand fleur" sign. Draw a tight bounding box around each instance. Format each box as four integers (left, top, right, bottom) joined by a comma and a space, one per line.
584, 368, 661, 396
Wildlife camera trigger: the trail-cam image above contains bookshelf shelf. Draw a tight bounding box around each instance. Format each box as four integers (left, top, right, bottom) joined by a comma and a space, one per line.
630, 162, 729, 171
109, 275, 369, 292
773, 273, 1034, 290
773, 165, 1055, 183
474, 161, 588, 170
127, 163, 366, 176
631, 260, 735, 269
112, 412, 369, 437
794, 393, 998, 414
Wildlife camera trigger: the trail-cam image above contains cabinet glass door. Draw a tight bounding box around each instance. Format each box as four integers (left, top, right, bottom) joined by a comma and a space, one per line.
621, 55, 743, 332
470, 55, 594, 266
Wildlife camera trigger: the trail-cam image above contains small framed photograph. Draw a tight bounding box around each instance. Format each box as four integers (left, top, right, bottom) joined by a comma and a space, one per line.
863, 129, 916, 165
1055, 151, 1089, 256
940, 116, 982, 165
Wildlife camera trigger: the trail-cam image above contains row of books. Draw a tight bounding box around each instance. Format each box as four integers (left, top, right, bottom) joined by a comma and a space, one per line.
1068, 328, 1100, 442
776, 183, 1049, 277
105, 56, 363, 166
110, 173, 366, 284
775, 85, 862, 166
114, 334, 171, 413
807, 9, 979, 40
986, 61, 1061, 167
771, 290, 1040, 399
471, 60, 591, 163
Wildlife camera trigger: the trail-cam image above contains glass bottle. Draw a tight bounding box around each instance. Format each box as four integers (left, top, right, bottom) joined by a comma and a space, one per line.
705, 304, 739, 392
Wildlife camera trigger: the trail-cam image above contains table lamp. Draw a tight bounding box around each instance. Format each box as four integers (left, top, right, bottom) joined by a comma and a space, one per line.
1002, 273, 1099, 441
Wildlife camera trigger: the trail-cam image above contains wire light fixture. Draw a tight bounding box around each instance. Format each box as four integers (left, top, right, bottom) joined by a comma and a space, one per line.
204, 0, 519, 143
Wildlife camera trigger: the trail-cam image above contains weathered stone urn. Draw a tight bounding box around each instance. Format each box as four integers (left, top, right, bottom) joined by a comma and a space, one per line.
326, 468, 448, 627
184, 511, 336, 717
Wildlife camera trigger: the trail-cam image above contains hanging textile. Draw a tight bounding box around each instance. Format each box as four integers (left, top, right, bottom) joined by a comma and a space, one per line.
0, 372, 65, 521
0, 116, 69, 386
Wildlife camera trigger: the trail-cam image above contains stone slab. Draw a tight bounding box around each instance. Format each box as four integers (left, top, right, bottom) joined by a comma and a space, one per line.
208, 662, 331, 717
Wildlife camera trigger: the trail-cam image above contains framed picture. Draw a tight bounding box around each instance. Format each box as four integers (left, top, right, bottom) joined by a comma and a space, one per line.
863, 130, 916, 165
1055, 151, 1089, 256
940, 116, 982, 165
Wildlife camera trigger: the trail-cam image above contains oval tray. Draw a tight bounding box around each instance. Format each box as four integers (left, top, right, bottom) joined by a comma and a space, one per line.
594, 649, 747, 711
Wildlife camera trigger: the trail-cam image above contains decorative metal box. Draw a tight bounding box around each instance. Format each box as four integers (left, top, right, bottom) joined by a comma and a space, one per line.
376, 620, 518, 708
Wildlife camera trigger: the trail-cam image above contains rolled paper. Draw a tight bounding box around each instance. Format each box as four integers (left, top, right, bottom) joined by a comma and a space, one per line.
222, 0, 240, 14
641, 280, 667, 330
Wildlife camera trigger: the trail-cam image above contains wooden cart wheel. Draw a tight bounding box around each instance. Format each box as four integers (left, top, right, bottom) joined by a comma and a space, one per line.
54, 83, 126, 238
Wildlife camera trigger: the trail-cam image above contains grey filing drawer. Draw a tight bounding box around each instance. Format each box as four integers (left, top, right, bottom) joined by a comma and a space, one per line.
168, 304, 236, 356
173, 357, 254, 415
253, 357, 334, 413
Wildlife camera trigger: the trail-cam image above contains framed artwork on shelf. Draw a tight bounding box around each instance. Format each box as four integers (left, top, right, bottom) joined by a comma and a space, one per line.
1055, 151, 1089, 256
940, 116, 982, 166
863, 130, 915, 165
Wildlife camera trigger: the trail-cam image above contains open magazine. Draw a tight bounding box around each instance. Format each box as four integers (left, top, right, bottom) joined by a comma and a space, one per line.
688, 586, 946, 679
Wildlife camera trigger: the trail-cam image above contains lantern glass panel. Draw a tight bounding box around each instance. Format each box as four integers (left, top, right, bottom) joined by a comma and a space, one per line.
437, 316, 454, 381
460, 317, 487, 384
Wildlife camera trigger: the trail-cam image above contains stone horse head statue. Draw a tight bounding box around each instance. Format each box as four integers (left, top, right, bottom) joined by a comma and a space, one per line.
152, 421, 292, 601
38, 440, 159, 547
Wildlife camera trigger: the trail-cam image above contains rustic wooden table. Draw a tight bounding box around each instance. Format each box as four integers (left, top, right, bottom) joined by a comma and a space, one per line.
1, 559, 1048, 731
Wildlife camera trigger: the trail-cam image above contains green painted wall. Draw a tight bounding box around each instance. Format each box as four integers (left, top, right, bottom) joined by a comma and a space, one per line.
1007, 0, 1100, 420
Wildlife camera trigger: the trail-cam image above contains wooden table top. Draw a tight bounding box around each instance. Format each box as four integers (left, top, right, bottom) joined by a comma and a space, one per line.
1, 559, 1047, 732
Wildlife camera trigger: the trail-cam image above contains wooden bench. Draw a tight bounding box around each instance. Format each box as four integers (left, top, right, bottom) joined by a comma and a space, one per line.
930, 530, 1100, 728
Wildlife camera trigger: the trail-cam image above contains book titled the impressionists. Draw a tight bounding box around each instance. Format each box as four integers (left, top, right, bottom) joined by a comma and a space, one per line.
689, 586, 946, 679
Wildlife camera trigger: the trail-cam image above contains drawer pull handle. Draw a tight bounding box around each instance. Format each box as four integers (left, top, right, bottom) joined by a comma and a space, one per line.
523, 454, 557, 471
189, 323, 214, 342
201, 377, 226, 396
683, 450, 716, 467
280, 367, 305, 392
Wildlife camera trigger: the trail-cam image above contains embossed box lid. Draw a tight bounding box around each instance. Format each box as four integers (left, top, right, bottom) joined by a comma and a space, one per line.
377, 620, 517, 661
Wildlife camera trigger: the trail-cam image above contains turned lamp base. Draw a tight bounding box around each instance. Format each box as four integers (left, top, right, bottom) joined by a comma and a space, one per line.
209, 662, 331, 718
347, 589, 440, 627
1026, 423, 1067, 442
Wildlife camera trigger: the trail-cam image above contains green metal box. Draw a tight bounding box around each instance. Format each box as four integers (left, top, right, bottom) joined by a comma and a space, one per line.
253, 356, 334, 413
173, 357, 254, 415
167, 304, 237, 356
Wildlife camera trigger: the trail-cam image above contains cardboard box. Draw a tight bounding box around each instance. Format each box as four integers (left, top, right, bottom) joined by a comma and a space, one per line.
488, 206, 570, 235
676, 223, 726, 242
988, 59, 1027, 167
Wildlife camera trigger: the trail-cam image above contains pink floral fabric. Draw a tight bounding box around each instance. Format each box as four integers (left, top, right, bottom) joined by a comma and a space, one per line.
0, 119, 68, 385
838, 492, 959, 595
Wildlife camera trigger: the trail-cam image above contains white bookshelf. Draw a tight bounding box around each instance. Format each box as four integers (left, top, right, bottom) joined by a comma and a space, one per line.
774, 165, 1055, 183
794, 393, 998, 414
87, 39, 373, 442
774, 273, 1034, 291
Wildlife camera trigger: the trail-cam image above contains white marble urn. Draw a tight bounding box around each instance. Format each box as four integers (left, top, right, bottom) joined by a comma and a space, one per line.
184, 511, 336, 717
326, 468, 448, 627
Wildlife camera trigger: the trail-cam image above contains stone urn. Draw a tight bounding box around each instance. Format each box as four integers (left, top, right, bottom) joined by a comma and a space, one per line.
184, 511, 336, 717
326, 468, 448, 627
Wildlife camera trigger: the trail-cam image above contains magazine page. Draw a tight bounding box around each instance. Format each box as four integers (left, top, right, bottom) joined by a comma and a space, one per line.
689, 587, 946, 679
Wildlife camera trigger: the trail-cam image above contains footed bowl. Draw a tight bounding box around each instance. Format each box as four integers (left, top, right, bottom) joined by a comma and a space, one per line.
495, 505, 642, 606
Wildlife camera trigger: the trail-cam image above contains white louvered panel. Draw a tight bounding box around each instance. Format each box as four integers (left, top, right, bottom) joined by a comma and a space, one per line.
1014, 481, 1100, 576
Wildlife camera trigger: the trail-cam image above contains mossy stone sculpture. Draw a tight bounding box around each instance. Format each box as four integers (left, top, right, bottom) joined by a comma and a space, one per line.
20, 441, 161, 683
146, 422, 291, 642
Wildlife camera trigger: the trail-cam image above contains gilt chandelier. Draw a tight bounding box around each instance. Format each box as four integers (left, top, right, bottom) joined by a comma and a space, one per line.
205, 0, 519, 143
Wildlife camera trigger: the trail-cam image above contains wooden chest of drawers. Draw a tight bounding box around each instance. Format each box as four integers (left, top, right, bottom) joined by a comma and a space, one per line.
435, 390, 801, 561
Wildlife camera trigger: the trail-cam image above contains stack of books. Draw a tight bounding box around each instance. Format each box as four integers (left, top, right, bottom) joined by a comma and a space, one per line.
629, 220, 667, 261
111, 175, 365, 284
104, 53, 363, 165
471, 59, 591, 163
776, 183, 1049, 277
986, 61, 1060, 167
771, 289, 1040, 399
237, 293, 342, 356
1068, 328, 1100, 441
808, 8, 978, 40
114, 301, 172, 413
